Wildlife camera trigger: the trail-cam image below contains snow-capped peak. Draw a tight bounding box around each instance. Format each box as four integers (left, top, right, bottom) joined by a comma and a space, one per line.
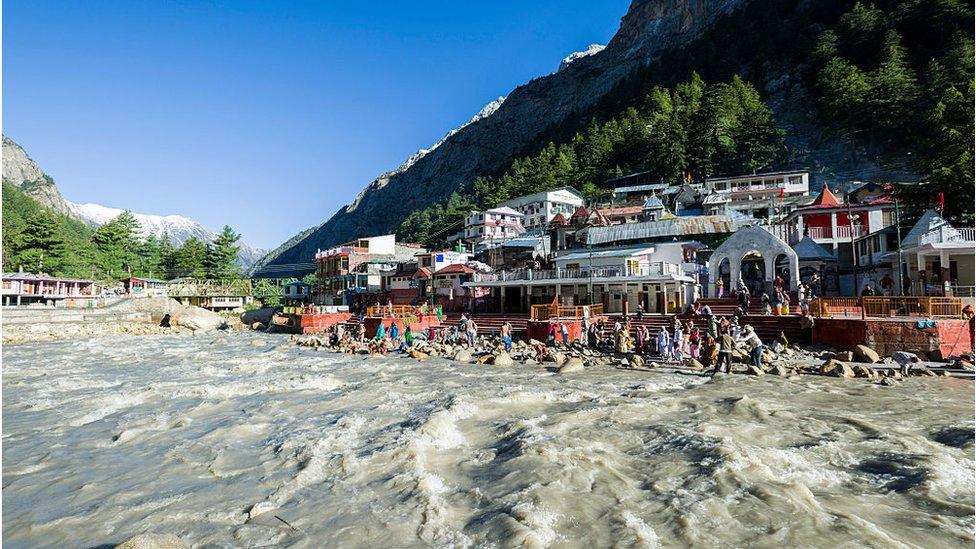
386, 96, 506, 177
66, 201, 267, 267
559, 44, 605, 71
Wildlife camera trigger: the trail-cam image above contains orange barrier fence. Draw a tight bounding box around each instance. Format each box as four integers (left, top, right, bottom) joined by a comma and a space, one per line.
530, 303, 604, 322
811, 296, 963, 319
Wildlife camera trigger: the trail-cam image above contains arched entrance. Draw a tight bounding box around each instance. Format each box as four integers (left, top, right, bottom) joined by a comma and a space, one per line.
718, 257, 731, 297
775, 253, 792, 290
740, 251, 767, 295
708, 226, 800, 297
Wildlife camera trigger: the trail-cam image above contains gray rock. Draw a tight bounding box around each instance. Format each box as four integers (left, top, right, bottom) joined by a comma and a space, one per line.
491, 352, 514, 366
173, 306, 225, 332
557, 357, 585, 373
854, 344, 881, 363
835, 351, 854, 362
240, 307, 275, 325
454, 349, 473, 363
745, 365, 765, 376
687, 358, 704, 370
771, 364, 789, 376
822, 359, 854, 378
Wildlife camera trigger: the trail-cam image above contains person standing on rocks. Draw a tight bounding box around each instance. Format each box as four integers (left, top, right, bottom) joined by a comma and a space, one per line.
466, 319, 478, 347
672, 324, 684, 363
738, 325, 764, 368
715, 329, 734, 374
701, 334, 717, 370
560, 322, 570, 347
658, 327, 672, 361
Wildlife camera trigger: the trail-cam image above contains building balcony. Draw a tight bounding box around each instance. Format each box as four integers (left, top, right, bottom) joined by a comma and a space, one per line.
918, 227, 975, 246
466, 262, 688, 286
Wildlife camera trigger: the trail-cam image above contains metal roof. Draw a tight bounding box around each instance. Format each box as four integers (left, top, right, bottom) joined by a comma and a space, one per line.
556, 245, 656, 262
642, 195, 664, 209
612, 183, 669, 195
586, 215, 742, 246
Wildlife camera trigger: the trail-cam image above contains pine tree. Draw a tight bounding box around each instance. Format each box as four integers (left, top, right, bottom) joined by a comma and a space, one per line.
204, 226, 242, 279
172, 237, 208, 278
15, 210, 65, 274
91, 211, 142, 279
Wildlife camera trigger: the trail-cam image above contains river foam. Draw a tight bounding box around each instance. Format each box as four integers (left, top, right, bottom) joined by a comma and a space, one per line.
3, 332, 973, 547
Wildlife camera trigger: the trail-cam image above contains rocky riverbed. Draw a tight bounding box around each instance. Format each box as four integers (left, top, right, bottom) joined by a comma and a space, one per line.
3, 332, 973, 547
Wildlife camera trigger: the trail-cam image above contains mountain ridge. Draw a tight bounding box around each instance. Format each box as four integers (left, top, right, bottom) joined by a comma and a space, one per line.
254, 0, 744, 277
2, 135, 267, 268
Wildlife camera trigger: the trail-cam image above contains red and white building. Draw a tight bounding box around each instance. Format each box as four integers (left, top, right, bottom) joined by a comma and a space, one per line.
463, 207, 526, 249
2, 272, 99, 306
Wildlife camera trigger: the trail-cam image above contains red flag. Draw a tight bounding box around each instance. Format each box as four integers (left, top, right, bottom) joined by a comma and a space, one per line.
937, 191, 945, 213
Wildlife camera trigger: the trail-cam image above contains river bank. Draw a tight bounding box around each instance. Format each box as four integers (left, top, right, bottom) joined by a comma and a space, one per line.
2, 331, 972, 547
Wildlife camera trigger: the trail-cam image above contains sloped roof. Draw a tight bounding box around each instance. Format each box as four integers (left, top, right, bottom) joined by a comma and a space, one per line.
902, 209, 957, 247
642, 195, 664, 209
550, 213, 569, 226
435, 263, 476, 275
596, 206, 643, 217
810, 183, 841, 207
586, 215, 744, 246
486, 206, 524, 217
556, 245, 656, 262
792, 237, 837, 261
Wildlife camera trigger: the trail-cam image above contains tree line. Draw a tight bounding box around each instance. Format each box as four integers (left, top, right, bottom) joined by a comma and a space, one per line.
2, 182, 243, 282
398, 74, 785, 243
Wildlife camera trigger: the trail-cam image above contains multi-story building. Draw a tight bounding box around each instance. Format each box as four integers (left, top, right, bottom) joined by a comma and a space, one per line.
314, 235, 415, 305
414, 250, 472, 273
705, 170, 810, 196
498, 186, 585, 230
463, 207, 526, 249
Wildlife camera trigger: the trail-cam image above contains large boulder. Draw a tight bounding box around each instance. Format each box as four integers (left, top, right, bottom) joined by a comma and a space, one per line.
557, 357, 585, 373
241, 307, 275, 325
408, 349, 429, 361
854, 345, 881, 364
544, 351, 566, 366
687, 358, 704, 370
491, 352, 514, 366
822, 359, 854, 378
835, 351, 854, 362
116, 533, 188, 549
628, 354, 645, 369
745, 365, 765, 376
173, 306, 225, 332
851, 364, 876, 379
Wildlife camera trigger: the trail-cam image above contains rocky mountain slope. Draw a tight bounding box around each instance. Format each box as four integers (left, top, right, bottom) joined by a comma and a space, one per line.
2, 136, 73, 216
3, 136, 266, 267
255, 0, 745, 276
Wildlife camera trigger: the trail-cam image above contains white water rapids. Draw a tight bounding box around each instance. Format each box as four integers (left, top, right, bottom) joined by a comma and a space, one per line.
3, 332, 974, 547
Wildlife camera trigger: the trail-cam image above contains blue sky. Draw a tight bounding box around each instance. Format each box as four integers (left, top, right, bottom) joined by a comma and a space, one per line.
4, 1, 629, 249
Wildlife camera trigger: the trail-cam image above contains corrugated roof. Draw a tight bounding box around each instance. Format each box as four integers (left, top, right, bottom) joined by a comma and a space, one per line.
556, 245, 656, 262
642, 195, 664, 209
587, 215, 742, 246
2, 273, 95, 283
435, 264, 476, 275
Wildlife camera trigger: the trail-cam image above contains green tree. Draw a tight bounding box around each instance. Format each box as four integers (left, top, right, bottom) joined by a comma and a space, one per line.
204, 226, 242, 279
903, 82, 975, 224
15, 210, 66, 274
91, 211, 142, 279
172, 237, 208, 278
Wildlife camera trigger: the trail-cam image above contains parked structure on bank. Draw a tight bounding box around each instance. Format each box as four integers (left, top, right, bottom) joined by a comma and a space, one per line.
124, 276, 169, 297
1, 272, 100, 306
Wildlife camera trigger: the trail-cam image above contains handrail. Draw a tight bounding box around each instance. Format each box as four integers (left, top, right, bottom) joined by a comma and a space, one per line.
530, 303, 604, 321
811, 296, 963, 319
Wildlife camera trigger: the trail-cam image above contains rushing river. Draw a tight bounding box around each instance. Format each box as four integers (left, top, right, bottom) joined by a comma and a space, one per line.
2, 332, 974, 548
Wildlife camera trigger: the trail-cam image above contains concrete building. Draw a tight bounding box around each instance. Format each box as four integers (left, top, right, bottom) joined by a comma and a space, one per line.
892, 210, 975, 298
2, 273, 99, 306
705, 170, 809, 196
313, 235, 422, 305
464, 244, 695, 314
463, 207, 525, 249
415, 250, 472, 273
282, 281, 311, 304
498, 187, 584, 230
124, 277, 169, 297
776, 184, 896, 294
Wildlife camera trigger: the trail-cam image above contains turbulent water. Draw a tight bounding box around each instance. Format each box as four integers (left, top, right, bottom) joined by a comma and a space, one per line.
3, 333, 974, 548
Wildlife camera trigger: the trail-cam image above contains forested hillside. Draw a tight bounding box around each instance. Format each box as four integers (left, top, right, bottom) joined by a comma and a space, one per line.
397, 0, 973, 244
2, 182, 246, 281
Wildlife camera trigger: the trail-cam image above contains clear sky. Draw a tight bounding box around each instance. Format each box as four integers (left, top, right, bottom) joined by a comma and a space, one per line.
4, 0, 630, 249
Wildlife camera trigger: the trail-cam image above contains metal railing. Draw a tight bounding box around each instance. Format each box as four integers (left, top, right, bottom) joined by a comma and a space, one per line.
472, 262, 681, 283
530, 303, 604, 322
918, 227, 976, 245
811, 296, 963, 319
